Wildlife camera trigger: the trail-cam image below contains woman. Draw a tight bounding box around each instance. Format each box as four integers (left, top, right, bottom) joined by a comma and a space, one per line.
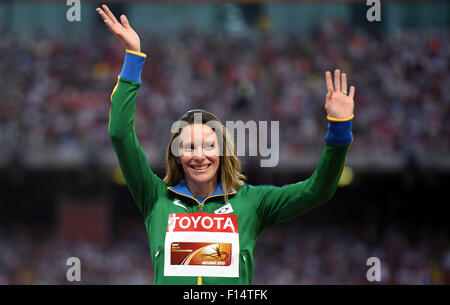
97, 5, 355, 285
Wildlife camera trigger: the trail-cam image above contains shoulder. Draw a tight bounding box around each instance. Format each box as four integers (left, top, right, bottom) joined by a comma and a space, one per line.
235, 183, 280, 196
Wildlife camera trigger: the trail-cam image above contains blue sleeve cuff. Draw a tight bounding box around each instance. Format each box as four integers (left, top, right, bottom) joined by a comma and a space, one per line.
325, 119, 353, 146
119, 50, 147, 84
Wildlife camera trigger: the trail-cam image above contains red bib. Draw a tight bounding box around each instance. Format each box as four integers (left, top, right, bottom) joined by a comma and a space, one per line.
164, 213, 240, 277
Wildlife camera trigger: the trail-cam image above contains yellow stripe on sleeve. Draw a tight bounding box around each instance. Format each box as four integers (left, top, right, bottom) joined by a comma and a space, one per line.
125, 49, 147, 58
327, 114, 354, 122
110, 75, 120, 102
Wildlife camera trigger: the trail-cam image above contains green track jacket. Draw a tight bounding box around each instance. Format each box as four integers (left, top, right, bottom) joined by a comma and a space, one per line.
109, 50, 353, 285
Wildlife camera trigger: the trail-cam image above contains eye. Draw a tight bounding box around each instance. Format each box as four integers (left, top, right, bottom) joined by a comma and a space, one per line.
204, 142, 215, 150
182, 144, 194, 151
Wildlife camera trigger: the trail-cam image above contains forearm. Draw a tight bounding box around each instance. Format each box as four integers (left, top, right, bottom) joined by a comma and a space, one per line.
259, 117, 353, 227
109, 50, 157, 216
294, 116, 353, 206
302, 139, 351, 205
109, 50, 146, 138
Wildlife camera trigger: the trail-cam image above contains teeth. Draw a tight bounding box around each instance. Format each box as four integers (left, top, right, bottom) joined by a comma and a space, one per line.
192, 164, 210, 170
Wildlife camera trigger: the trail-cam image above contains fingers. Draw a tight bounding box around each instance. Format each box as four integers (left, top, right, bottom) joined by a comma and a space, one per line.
120, 14, 130, 29
96, 7, 110, 23
349, 86, 355, 99
102, 4, 118, 24
325, 71, 334, 96
96, 8, 114, 31
334, 69, 341, 92
327, 69, 355, 100
341, 72, 347, 94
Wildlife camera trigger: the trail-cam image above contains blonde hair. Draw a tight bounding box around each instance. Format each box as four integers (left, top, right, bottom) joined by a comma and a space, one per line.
163, 110, 246, 203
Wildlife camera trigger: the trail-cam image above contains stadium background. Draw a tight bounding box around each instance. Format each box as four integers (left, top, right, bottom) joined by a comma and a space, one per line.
0, 0, 449, 284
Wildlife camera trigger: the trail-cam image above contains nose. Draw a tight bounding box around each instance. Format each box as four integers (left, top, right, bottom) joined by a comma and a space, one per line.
193, 146, 205, 158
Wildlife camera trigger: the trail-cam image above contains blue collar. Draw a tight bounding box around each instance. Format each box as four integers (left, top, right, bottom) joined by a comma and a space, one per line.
167, 179, 236, 205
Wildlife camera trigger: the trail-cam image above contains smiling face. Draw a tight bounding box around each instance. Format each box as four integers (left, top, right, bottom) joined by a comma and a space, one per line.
177, 123, 220, 188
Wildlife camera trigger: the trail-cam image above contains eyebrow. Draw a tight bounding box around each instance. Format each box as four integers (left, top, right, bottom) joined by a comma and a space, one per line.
181, 140, 215, 146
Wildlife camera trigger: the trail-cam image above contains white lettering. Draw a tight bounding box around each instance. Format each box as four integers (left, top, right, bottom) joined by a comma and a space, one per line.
171, 214, 236, 231
168, 215, 180, 231
66, 0, 81, 22
366, 0, 381, 22
366, 257, 381, 281
223, 217, 234, 231
214, 217, 223, 229
66, 257, 81, 282
185, 289, 217, 302
191, 216, 201, 228
179, 217, 191, 229
201, 216, 213, 229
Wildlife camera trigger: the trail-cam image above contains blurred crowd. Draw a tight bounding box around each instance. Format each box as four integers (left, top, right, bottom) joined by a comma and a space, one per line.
254, 223, 450, 285
1, 20, 448, 285
0, 21, 449, 167
0, 222, 448, 284
0, 226, 153, 285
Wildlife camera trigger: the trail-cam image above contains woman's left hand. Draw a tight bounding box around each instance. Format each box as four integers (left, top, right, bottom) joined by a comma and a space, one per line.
324, 69, 355, 120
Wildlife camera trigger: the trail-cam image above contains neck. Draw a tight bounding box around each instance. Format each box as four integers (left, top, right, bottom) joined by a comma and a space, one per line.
185, 176, 218, 198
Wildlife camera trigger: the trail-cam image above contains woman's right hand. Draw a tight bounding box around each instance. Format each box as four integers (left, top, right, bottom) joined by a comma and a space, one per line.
96, 4, 141, 53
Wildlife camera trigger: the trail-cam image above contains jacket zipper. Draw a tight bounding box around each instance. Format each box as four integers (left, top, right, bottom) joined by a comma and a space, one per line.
197, 203, 204, 285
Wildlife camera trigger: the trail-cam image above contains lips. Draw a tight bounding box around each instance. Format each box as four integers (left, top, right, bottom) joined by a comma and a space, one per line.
189, 164, 211, 172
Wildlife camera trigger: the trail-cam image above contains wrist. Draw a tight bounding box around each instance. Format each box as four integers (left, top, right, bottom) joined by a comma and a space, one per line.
325, 117, 353, 146
119, 50, 147, 84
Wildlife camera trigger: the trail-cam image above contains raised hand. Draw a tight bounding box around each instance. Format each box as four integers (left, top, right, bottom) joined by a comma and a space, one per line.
96, 4, 141, 52
325, 69, 355, 120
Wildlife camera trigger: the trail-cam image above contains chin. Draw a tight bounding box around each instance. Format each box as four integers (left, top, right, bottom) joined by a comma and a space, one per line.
190, 175, 214, 184
186, 168, 218, 185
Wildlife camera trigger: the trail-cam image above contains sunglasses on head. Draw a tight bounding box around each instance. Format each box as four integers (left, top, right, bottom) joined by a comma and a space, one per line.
185, 109, 205, 115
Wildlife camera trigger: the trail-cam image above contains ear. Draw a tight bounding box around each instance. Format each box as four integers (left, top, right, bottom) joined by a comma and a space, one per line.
176, 157, 181, 165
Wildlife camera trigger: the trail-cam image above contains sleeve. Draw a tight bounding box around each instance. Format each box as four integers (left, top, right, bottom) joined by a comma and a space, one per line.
109, 49, 166, 218
255, 117, 353, 230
